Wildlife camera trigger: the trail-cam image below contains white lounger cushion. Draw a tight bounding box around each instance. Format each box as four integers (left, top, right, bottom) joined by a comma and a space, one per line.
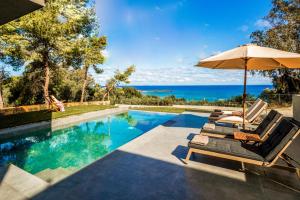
215, 99, 262, 117
217, 116, 247, 124
203, 123, 216, 130
222, 111, 234, 115
217, 100, 267, 124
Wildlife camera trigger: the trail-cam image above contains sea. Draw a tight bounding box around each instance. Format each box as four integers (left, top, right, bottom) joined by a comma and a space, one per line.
131, 85, 272, 102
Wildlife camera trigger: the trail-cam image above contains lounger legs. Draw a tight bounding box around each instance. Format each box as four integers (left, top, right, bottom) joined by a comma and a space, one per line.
241, 162, 245, 171
296, 168, 300, 178
185, 149, 193, 164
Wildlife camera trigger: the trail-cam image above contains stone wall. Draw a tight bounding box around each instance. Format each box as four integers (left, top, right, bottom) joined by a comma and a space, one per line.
0, 101, 111, 116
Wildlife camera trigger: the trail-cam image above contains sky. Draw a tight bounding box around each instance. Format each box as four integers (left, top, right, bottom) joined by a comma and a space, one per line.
94, 0, 274, 86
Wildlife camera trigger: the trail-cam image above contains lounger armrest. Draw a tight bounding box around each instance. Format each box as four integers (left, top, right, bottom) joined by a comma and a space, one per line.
212, 111, 223, 115
234, 132, 261, 142
231, 111, 242, 116
245, 101, 255, 106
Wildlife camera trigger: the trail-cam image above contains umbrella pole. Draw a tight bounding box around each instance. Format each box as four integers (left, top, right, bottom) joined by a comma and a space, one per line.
242, 59, 248, 129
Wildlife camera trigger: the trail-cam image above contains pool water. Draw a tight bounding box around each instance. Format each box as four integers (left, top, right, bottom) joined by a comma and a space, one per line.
0, 111, 175, 174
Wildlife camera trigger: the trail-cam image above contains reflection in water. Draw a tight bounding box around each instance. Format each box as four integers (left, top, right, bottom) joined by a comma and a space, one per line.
116, 113, 138, 127
0, 111, 175, 173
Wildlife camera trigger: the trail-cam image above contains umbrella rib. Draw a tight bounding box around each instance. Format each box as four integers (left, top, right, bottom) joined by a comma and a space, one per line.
272, 58, 288, 69
213, 60, 227, 69
214, 58, 246, 69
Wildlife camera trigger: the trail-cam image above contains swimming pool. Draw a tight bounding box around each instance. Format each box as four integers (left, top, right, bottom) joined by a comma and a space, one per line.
0, 111, 176, 174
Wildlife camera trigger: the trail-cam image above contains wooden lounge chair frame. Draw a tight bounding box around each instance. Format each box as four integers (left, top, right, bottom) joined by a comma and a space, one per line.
213, 98, 262, 116
215, 101, 268, 125
185, 128, 300, 169
45, 96, 60, 111
202, 115, 283, 142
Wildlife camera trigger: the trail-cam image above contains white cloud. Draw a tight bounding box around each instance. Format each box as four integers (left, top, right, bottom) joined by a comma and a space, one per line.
92, 65, 271, 86
176, 57, 184, 63
101, 50, 110, 58
212, 51, 221, 55
154, 6, 162, 11
199, 51, 208, 59
176, 0, 186, 7
124, 10, 134, 24
154, 0, 186, 12
255, 19, 271, 28
238, 25, 249, 32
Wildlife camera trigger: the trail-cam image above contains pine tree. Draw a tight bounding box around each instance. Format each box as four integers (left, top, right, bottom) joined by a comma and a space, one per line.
251, 0, 300, 94
0, 0, 97, 105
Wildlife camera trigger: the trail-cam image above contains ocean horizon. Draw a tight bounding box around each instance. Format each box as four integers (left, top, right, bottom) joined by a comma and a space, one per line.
126, 85, 272, 102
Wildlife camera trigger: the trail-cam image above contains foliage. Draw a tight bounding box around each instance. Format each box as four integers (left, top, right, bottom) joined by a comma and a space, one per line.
0, 65, 10, 108
92, 84, 106, 100
67, 36, 107, 102
122, 87, 143, 98
5, 67, 99, 105
7, 71, 44, 105
103, 66, 136, 101
250, 0, 300, 94
259, 88, 292, 106
52, 68, 86, 102
0, 0, 97, 104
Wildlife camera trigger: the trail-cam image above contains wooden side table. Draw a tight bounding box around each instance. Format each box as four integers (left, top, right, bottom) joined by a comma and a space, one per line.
234, 132, 261, 142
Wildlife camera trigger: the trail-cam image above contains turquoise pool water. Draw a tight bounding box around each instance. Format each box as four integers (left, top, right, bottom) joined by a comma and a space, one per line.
0, 111, 175, 174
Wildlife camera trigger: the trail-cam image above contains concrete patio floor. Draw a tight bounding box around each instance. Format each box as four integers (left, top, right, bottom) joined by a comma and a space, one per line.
24, 112, 300, 199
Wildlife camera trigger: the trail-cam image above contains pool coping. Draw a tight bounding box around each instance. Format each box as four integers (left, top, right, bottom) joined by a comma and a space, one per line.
129, 109, 181, 114
0, 107, 128, 140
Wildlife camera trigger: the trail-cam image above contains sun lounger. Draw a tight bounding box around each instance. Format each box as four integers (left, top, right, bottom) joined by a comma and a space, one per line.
214, 100, 268, 125
201, 110, 283, 141
212, 98, 262, 116
208, 99, 267, 122
185, 118, 300, 168
46, 95, 65, 112
50, 95, 65, 112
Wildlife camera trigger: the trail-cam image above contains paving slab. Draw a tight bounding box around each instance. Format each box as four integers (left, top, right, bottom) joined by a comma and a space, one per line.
0, 164, 49, 199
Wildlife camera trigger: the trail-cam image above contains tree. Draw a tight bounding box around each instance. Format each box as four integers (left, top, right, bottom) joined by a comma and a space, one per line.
7, 69, 44, 105
250, 0, 300, 94
51, 68, 85, 102
0, 0, 96, 106
102, 66, 136, 101
69, 36, 106, 103
0, 66, 10, 108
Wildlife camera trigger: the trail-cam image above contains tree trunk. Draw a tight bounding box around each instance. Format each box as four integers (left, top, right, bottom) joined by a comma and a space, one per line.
0, 87, 3, 109
102, 87, 112, 102
102, 92, 108, 102
80, 65, 88, 103
44, 61, 50, 107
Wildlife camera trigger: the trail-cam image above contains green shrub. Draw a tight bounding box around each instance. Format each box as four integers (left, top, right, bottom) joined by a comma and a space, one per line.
259, 88, 292, 106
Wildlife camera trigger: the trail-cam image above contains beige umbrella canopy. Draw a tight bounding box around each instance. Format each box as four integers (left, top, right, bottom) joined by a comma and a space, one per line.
196, 43, 300, 127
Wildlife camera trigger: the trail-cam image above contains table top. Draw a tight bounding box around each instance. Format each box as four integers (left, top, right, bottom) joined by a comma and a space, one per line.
234, 132, 261, 142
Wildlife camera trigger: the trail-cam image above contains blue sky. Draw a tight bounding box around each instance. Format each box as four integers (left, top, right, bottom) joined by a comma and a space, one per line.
95, 0, 274, 85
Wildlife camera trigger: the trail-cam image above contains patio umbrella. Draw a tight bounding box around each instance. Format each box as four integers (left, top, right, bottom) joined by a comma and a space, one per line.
196, 43, 300, 128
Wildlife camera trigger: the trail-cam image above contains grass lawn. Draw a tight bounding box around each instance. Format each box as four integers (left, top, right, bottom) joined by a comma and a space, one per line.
0, 105, 116, 129
130, 106, 211, 114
